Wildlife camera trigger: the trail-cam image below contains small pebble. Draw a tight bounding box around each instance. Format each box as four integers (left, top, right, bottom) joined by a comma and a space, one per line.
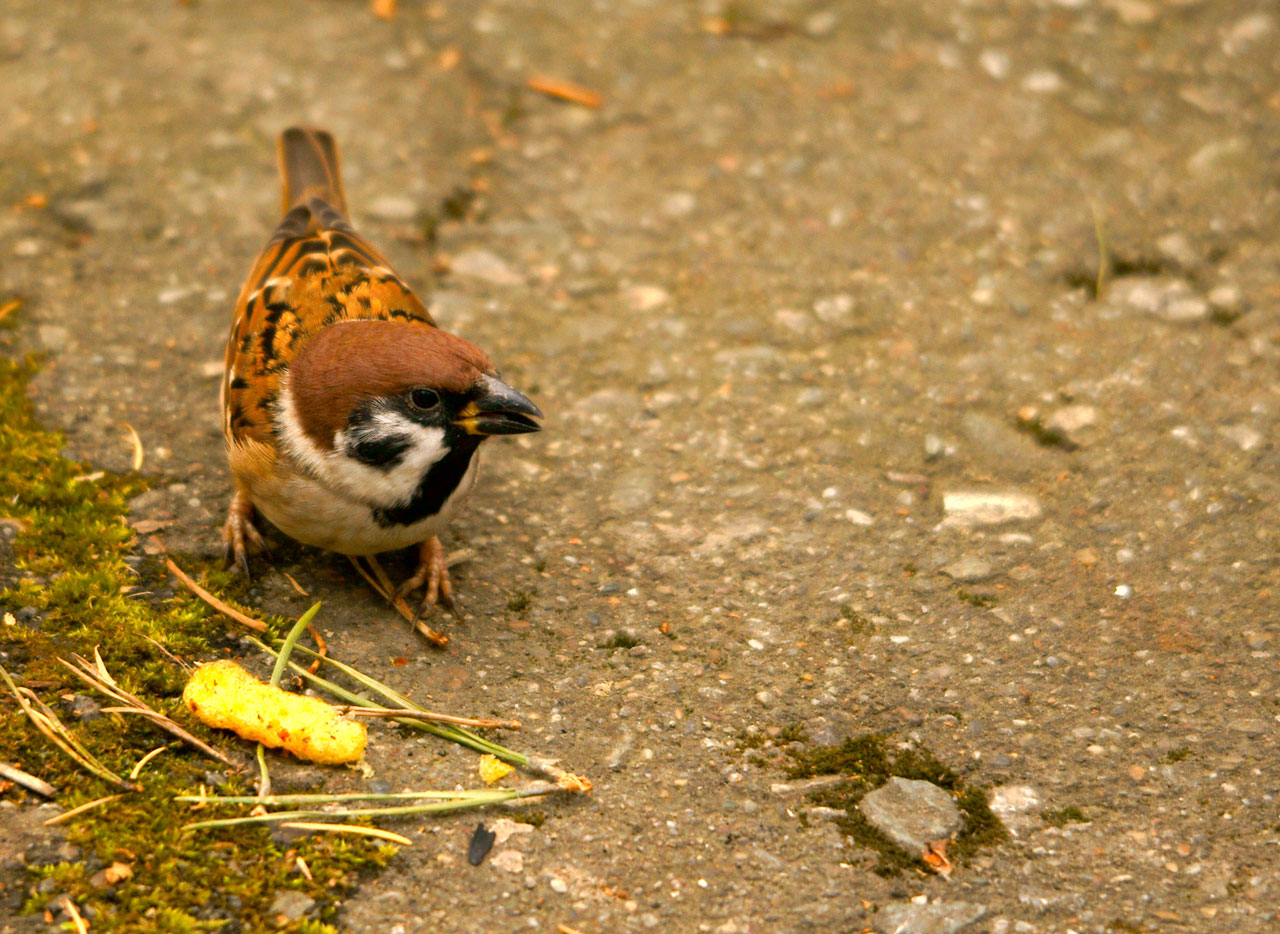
449, 249, 523, 286
1022, 70, 1063, 93
1045, 405, 1097, 435
940, 556, 995, 582
660, 192, 696, 218
366, 195, 419, 221
941, 492, 1042, 528
979, 49, 1010, 80
267, 891, 315, 921
1208, 284, 1243, 316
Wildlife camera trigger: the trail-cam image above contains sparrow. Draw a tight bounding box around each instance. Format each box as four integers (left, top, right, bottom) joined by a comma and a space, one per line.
220, 126, 542, 614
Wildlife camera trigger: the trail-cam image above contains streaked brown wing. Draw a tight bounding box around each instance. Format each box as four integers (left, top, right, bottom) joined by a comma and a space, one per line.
222, 198, 436, 445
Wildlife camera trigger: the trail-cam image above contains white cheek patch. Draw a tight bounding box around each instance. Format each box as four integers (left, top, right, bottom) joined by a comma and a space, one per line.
276, 377, 448, 509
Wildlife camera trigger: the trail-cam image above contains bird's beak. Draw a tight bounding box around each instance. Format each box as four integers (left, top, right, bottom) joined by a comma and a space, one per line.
454, 374, 543, 436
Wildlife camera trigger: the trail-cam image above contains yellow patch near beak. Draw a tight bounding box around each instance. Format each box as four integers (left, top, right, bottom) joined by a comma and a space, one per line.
453, 401, 483, 435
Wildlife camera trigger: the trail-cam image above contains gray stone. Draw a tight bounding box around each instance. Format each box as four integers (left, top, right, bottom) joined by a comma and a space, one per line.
941, 491, 1042, 528
939, 555, 995, 582
858, 777, 964, 854
873, 900, 987, 934
268, 890, 315, 920
449, 249, 523, 286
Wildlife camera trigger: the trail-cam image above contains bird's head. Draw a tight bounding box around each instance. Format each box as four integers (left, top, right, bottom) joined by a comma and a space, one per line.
277, 319, 541, 508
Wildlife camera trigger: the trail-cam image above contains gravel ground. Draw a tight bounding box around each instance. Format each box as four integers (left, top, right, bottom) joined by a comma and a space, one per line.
2, 1, 1279, 932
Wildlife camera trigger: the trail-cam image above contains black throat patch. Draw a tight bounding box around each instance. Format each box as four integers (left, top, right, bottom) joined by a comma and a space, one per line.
371, 435, 481, 527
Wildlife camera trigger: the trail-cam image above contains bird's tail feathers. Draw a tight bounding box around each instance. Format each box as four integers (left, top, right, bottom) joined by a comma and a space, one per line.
278, 127, 348, 217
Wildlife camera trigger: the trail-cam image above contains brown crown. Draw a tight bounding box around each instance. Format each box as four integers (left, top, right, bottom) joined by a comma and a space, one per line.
288, 319, 492, 449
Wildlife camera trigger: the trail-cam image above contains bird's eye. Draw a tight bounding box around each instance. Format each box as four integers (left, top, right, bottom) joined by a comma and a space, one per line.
408, 387, 440, 410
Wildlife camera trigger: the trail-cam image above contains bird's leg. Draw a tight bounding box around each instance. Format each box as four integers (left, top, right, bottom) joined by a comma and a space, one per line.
394, 536, 462, 621
222, 489, 268, 577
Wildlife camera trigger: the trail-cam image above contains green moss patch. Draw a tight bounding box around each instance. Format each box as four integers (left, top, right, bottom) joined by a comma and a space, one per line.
782, 732, 1007, 875
1042, 805, 1090, 827
0, 356, 393, 932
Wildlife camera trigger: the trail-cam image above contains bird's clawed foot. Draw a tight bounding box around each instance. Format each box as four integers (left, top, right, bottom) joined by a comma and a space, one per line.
393, 536, 462, 622
222, 490, 269, 577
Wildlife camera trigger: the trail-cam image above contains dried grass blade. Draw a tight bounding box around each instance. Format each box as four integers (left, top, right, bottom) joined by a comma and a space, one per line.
129, 745, 168, 780
279, 822, 413, 846
0, 665, 137, 791
183, 783, 560, 830
165, 558, 268, 632
176, 789, 516, 806
336, 706, 520, 730
44, 793, 123, 826
122, 422, 144, 471
59, 656, 238, 769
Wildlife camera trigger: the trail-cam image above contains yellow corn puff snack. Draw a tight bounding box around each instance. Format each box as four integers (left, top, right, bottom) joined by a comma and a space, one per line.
182, 660, 366, 764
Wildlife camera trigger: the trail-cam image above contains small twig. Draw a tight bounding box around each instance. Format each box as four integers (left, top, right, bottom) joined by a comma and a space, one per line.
527, 74, 604, 108
336, 706, 520, 730
44, 794, 123, 826
282, 572, 310, 596
166, 558, 268, 632
351, 555, 448, 646
0, 761, 56, 797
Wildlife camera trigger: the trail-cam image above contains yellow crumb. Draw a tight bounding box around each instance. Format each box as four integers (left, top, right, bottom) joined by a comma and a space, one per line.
478, 753, 514, 785
182, 660, 366, 764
